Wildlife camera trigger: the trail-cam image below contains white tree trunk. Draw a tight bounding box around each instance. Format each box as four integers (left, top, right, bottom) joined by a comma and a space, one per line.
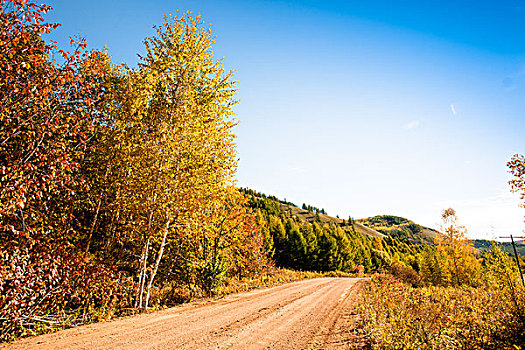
145, 219, 170, 308
138, 237, 150, 308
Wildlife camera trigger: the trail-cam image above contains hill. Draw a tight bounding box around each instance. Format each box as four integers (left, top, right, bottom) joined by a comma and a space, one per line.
356, 215, 525, 257
474, 239, 525, 257
357, 215, 438, 245
275, 202, 385, 239
240, 188, 426, 273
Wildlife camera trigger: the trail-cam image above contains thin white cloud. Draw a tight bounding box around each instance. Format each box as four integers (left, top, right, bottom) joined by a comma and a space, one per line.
404, 120, 420, 130
450, 104, 457, 115
289, 166, 305, 173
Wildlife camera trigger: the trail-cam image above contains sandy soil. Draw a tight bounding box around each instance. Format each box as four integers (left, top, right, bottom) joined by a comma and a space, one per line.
4, 277, 367, 350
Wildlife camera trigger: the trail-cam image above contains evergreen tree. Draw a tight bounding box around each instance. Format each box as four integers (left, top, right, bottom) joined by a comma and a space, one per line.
286, 220, 307, 269
256, 210, 274, 259
316, 230, 337, 271
269, 215, 286, 265
300, 224, 317, 269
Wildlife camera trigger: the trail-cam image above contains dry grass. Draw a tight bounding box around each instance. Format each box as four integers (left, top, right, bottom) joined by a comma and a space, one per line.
216, 268, 324, 296
358, 274, 525, 350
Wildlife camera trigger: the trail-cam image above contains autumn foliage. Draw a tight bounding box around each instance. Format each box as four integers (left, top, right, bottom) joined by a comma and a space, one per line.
359, 209, 525, 348
0, 0, 120, 340
0, 0, 106, 228
2, 0, 524, 345
360, 268, 525, 349
509, 154, 525, 213
0, 1, 269, 341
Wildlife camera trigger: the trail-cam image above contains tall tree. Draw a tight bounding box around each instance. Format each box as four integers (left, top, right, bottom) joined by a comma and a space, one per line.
435, 208, 481, 286
93, 13, 243, 307
0, 0, 107, 239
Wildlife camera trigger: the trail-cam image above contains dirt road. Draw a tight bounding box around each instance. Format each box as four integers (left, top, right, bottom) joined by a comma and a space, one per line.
5, 278, 367, 350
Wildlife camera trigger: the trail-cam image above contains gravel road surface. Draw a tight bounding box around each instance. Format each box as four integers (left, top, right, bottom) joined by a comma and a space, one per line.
5, 277, 366, 350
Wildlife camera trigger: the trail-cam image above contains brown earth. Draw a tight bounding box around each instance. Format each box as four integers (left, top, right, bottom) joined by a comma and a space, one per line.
277, 203, 384, 239
4, 278, 368, 350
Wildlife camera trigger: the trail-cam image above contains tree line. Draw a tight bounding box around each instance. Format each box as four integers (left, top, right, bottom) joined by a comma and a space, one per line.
242, 189, 427, 274
0, 0, 267, 340
243, 188, 524, 291
2, 0, 525, 343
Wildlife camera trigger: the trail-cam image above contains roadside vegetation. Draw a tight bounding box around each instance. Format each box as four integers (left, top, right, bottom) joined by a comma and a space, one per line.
0, 1, 361, 342
356, 157, 525, 348
358, 207, 525, 349
0, 0, 266, 341
2, 0, 525, 346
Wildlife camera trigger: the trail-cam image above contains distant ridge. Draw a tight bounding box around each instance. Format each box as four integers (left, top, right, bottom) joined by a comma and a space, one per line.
274, 201, 385, 238
357, 215, 437, 245
239, 188, 447, 243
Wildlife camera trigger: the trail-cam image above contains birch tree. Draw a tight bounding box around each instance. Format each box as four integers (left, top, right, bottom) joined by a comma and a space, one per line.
100, 13, 240, 307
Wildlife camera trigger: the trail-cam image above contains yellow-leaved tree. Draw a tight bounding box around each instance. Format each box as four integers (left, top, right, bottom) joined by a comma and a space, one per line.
435, 208, 482, 286
88, 13, 266, 307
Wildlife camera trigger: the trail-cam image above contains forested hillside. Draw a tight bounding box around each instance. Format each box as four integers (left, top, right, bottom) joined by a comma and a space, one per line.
357, 215, 437, 244
241, 188, 427, 274
2, 1, 525, 347
474, 239, 525, 257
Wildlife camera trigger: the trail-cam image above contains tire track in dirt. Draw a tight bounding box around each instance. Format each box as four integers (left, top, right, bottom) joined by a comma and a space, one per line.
4, 277, 367, 350
189, 278, 341, 349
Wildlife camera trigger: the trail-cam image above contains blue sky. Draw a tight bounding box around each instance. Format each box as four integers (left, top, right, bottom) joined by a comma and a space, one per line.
46, 0, 525, 239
